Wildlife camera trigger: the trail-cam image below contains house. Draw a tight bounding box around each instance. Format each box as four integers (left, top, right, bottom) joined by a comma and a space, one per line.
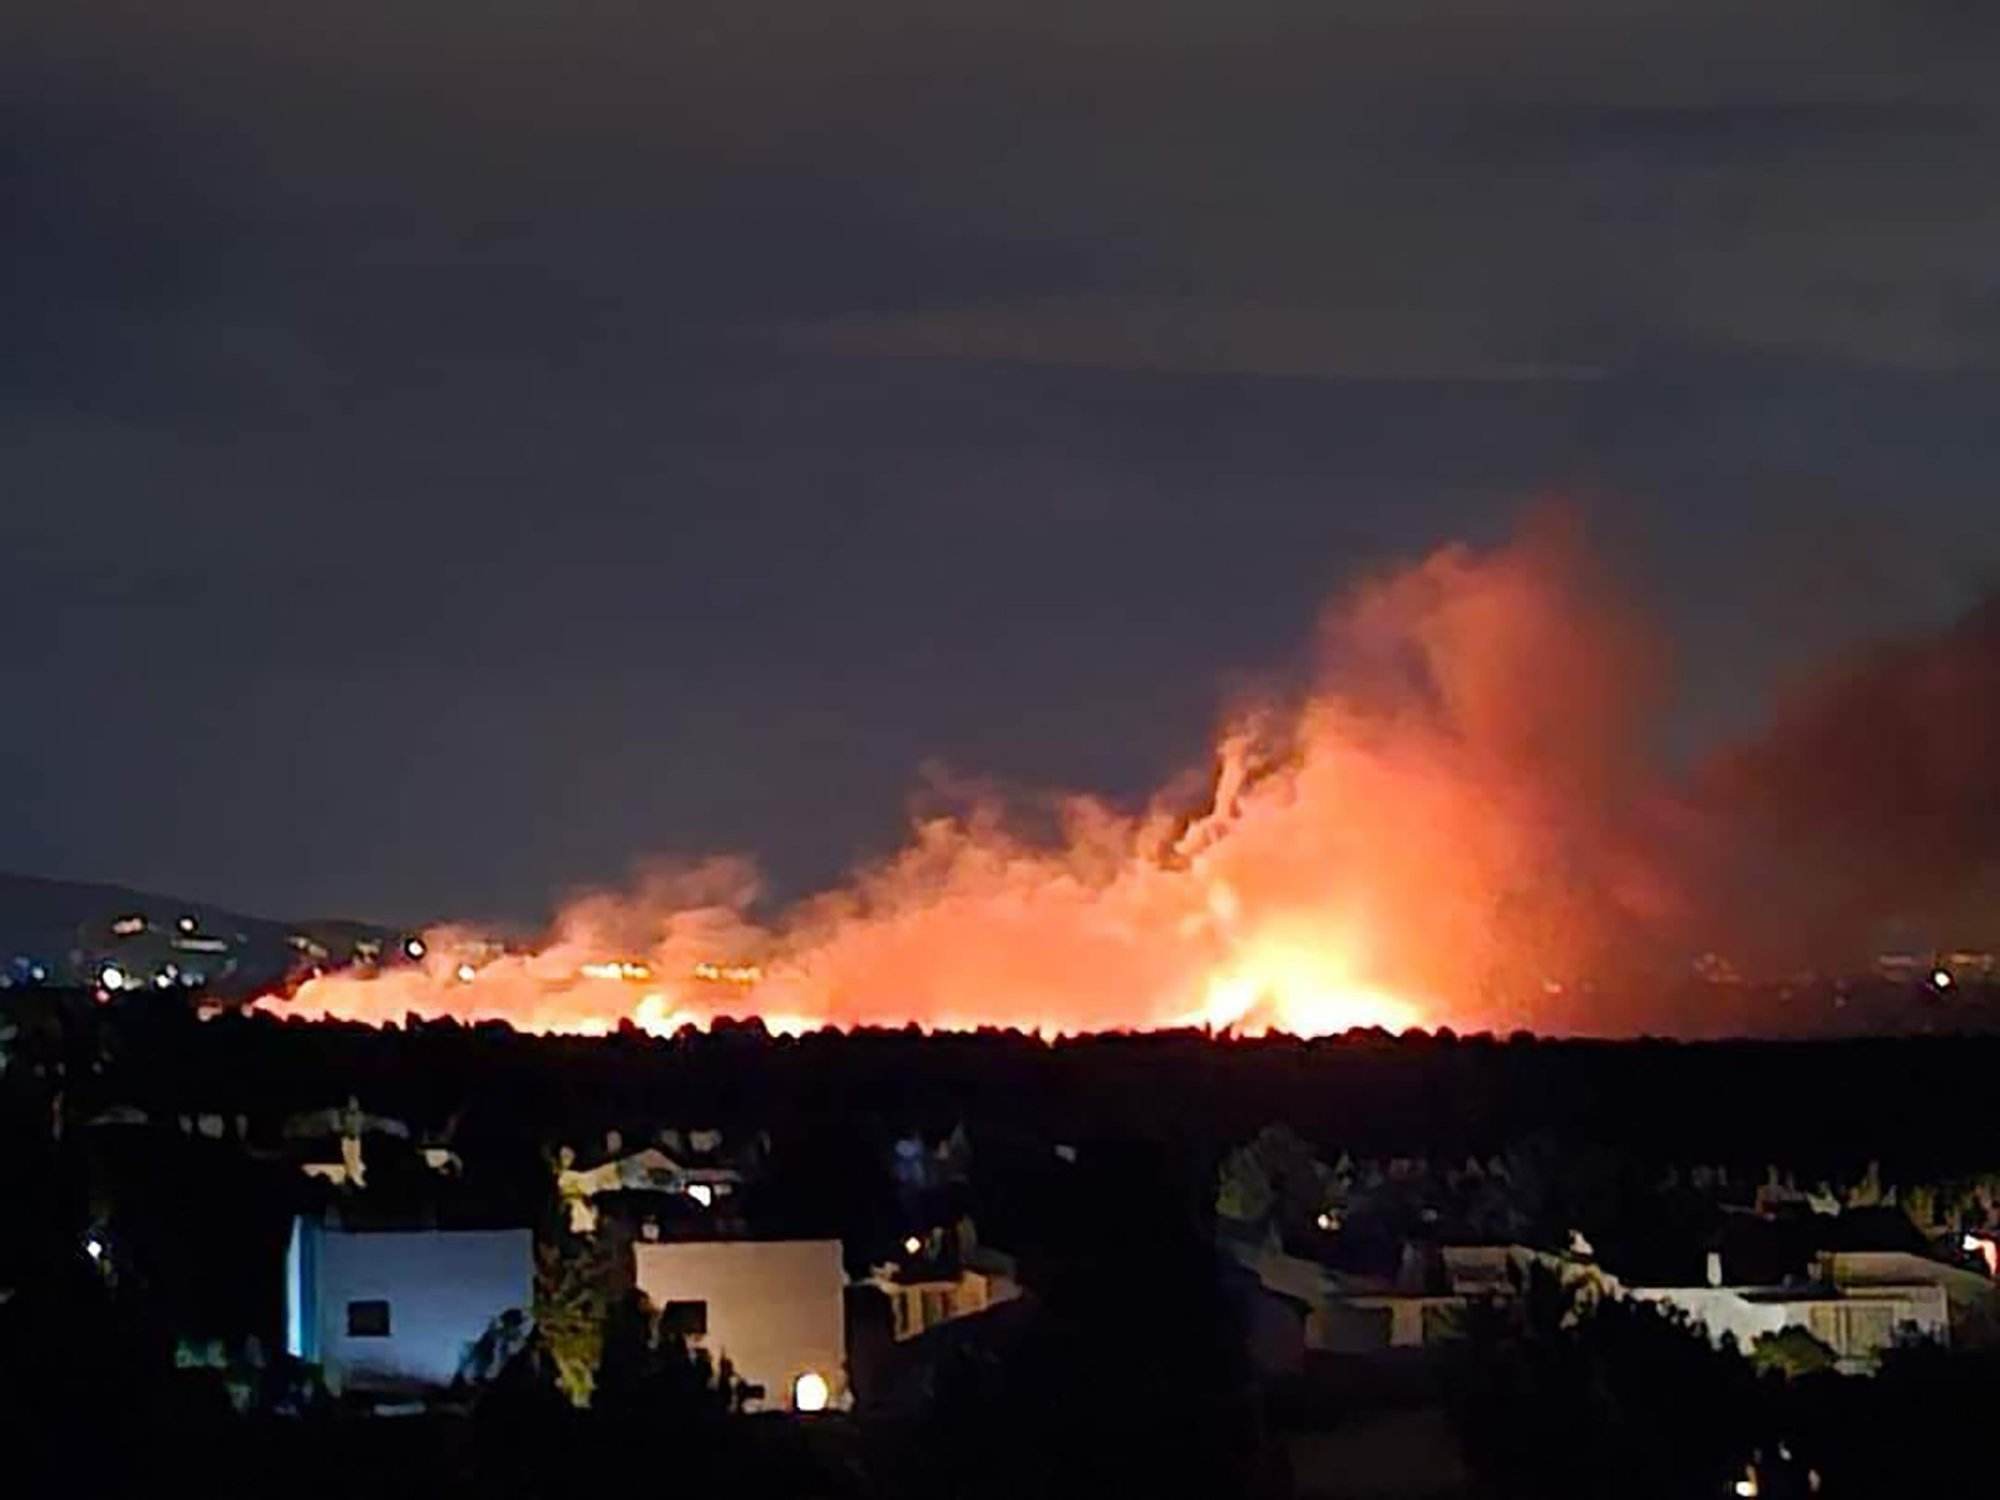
631, 1238, 847, 1412
1252, 1229, 1950, 1371
556, 1133, 748, 1235
865, 1218, 1021, 1342
1246, 1241, 1612, 1353
1823, 1249, 2000, 1345
1628, 1280, 1946, 1370
284, 1217, 533, 1395
283, 1097, 411, 1190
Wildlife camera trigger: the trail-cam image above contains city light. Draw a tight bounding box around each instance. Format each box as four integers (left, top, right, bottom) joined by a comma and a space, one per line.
1932, 968, 1953, 990
579, 961, 653, 982
404, 937, 427, 960
178, 915, 198, 934
903, 1235, 923, 1256
99, 964, 127, 991
456, 963, 477, 983
686, 1183, 714, 1208
791, 1370, 830, 1413
692, 961, 762, 985
84, 1236, 104, 1262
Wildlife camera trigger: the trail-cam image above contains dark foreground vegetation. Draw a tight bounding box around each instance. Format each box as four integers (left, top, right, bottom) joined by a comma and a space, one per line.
10, 994, 2000, 1496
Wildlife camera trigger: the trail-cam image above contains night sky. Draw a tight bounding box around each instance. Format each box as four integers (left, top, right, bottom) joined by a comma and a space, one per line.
7, 2, 1999, 927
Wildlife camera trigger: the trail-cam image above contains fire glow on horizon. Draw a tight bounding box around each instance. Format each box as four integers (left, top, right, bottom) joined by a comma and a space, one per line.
259, 524, 1682, 1040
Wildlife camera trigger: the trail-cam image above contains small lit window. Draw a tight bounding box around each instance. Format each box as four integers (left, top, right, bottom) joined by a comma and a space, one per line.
661, 1299, 707, 1337
346, 1299, 391, 1337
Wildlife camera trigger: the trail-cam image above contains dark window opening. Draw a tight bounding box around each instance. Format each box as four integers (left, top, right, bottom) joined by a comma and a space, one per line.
346, 1299, 391, 1337
661, 1299, 708, 1337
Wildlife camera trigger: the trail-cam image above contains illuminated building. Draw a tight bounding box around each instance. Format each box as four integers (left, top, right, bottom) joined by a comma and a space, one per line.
631, 1239, 848, 1412
284, 1218, 534, 1395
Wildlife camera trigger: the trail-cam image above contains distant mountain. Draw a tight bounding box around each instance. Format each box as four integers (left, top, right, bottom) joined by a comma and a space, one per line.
0, 871, 410, 997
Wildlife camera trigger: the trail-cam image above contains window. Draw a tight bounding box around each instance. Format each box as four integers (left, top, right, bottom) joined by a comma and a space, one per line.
661, 1299, 708, 1337
346, 1299, 391, 1337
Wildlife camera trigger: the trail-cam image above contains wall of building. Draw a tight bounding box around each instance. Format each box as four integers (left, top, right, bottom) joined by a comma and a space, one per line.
876, 1267, 1017, 1341
1828, 1251, 1992, 1344
287, 1222, 533, 1392
633, 1239, 846, 1411
1632, 1283, 1947, 1367
1630, 1287, 1797, 1353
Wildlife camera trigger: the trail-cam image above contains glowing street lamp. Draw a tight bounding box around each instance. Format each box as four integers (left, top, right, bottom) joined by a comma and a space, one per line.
98, 964, 127, 992
792, 1371, 830, 1413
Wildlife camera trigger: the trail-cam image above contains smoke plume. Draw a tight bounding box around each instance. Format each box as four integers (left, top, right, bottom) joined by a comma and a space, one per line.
263, 521, 1997, 1037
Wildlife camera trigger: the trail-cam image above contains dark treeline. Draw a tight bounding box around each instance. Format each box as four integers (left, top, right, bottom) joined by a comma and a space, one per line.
91, 1002, 2000, 1181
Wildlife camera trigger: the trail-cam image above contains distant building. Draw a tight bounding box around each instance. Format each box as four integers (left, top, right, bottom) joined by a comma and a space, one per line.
632, 1239, 847, 1412
1823, 1247, 2000, 1340
284, 1097, 412, 1190
284, 1218, 533, 1394
1233, 1234, 1958, 1371
1629, 1280, 1946, 1371
867, 1255, 1020, 1343
1241, 1241, 1610, 1353
864, 1217, 1021, 1342
556, 1130, 751, 1235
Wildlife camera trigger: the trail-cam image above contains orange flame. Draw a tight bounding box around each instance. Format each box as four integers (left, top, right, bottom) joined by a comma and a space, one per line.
261, 523, 1667, 1038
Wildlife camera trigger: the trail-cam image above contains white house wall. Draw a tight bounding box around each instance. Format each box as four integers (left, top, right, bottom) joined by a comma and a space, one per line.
293, 1224, 534, 1391
632, 1239, 846, 1410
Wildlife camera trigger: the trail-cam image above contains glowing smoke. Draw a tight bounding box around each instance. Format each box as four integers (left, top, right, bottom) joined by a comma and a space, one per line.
262, 521, 1996, 1037
267, 520, 1685, 1037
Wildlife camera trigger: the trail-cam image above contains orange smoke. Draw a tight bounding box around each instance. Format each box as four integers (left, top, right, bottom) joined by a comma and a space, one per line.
263, 522, 1676, 1038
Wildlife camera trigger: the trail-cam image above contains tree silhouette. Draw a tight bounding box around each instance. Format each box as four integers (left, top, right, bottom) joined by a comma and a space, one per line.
1450, 1262, 1760, 1498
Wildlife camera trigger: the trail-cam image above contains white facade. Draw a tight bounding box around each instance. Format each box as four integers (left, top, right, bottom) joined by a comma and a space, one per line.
1630, 1282, 1948, 1368
869, 1265, 1020, 1341
632, 1239, 846, 1411
285, 1219, 534, 1392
